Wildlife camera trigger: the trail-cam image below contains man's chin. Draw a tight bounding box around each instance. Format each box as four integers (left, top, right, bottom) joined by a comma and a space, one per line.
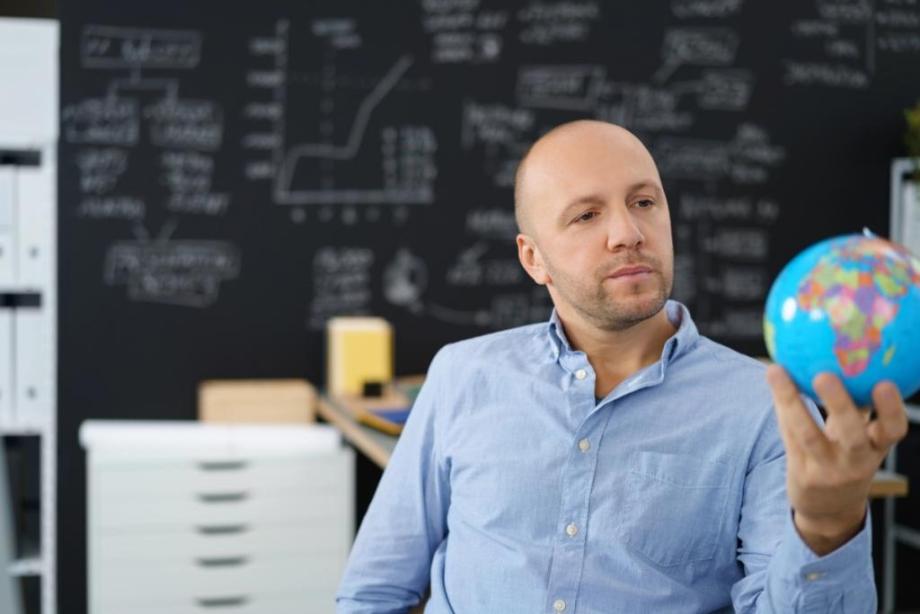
605, 283, 668, 308
594, 293, 669, 330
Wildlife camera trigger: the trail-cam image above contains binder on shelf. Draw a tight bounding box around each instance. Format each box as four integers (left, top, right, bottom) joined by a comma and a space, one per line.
0, 168, 14, 285
326, 316, 393, 397
16, 158, 54, 286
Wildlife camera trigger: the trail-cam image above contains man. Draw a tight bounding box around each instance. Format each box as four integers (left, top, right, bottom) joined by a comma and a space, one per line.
336, 120, 907, 613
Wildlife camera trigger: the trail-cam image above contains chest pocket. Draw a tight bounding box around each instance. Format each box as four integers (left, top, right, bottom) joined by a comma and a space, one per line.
618, 451, 732, 567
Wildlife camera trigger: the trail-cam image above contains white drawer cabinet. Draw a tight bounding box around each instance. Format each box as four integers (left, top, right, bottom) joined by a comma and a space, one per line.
94, 555, 343, 607
96, 524, 341, 563
93, 456, 344, 495
101, 595, 317, 614
93, 489, 346, 530
81, 421, 355, 614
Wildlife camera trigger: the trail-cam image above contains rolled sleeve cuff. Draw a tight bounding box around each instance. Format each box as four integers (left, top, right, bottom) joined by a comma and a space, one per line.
773, 506, 876, 612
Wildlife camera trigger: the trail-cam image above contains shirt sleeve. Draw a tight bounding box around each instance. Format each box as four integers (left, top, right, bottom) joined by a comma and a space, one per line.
336, 346, 453, 614
731, 398, 877, 613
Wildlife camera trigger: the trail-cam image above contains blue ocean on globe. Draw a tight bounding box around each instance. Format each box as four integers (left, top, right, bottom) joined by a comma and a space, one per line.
763, 233, 920, 407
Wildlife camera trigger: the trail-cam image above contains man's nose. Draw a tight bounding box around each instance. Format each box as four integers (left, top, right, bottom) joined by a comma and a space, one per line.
605, 206, 645, 252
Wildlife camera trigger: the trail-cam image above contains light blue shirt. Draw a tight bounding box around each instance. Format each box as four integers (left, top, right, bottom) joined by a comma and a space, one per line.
337, 301, 875, 613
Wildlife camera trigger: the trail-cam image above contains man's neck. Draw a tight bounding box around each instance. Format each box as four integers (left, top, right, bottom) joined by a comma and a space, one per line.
557, 306, 676, 399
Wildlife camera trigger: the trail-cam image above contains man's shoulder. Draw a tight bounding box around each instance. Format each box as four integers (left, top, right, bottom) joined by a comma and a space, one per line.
438, 320, 548, 357
683, 335, 773, 402
668, 336, 781, 445
693, 335, 770, 374
430, 321, 548, 373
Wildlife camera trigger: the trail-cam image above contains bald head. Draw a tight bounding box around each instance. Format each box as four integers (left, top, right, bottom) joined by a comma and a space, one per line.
514, 120, 660, 236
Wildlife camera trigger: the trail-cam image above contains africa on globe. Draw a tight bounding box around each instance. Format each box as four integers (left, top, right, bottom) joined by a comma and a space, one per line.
764, 232, 920, 407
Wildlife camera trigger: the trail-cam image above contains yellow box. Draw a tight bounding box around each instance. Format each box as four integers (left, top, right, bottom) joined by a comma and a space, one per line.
326, 317, 393, 396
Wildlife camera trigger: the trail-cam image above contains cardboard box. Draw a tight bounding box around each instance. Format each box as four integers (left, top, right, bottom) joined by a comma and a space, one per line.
198, 379, 316, 423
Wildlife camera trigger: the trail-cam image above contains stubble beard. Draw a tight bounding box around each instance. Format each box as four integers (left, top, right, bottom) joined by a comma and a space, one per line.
548, 257, 673, 332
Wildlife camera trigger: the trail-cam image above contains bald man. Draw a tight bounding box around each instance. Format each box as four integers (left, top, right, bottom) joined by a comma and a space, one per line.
336, 121, 905, 613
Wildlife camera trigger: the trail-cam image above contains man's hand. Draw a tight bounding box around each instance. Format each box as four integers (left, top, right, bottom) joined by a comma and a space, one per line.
765, 364, 908, 556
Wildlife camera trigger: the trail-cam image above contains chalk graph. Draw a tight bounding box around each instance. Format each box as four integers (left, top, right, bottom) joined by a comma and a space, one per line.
260, 19, 437, 206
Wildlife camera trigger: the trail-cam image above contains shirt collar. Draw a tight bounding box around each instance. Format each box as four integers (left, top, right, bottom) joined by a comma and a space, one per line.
547, 299, 699, 367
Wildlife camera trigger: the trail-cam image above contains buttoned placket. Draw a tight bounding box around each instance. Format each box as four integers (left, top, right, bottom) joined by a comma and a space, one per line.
542, 326, 678, 613
543, 357, 614, 614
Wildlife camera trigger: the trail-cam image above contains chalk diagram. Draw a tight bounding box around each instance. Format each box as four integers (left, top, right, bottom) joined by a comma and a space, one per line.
248, 19, 437, 207
66, 25, 223, 151
65, 26, 239, 307
380, 247, 551, 329
104, 219, 240, 308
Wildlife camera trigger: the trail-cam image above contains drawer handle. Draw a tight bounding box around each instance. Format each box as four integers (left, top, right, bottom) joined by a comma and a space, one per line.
196, 556, 249, 568
197, 460, 249, 472
195, 596, 249, 608
195, 524, 249, 535
197, 491, 249, 503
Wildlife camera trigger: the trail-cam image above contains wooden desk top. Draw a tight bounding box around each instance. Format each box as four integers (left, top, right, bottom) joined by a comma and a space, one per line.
317, 395, 398, 469
871, 470, 909, 498
318, 395, 909, 499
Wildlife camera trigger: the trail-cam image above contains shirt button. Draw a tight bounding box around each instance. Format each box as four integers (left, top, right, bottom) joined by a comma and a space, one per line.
805, 571, 824, 581
553, 599, 566, 612
578, 438, 590, 453
565, 522, 578, 537
574, 369, 587, 380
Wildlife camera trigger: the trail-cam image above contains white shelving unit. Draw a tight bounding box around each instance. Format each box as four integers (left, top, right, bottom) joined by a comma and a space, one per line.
883, 157, 920, 613
0, 17, 59, 614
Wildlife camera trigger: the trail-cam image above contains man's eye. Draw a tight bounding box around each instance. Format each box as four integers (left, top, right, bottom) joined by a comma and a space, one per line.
575, 211, 598, 223
634, 199, 655, 208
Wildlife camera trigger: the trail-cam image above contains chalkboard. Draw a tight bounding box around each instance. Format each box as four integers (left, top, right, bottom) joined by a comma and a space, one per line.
58, 1, 920, 612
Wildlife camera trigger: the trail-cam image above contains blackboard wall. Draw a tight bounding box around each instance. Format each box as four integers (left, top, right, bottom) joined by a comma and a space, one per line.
58, 1, 920, 612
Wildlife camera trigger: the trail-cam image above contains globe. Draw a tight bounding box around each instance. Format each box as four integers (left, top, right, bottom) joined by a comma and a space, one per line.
764, 232, 920, 407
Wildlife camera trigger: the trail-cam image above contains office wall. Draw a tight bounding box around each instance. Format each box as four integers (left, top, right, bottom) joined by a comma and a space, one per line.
55, 1, 920, 613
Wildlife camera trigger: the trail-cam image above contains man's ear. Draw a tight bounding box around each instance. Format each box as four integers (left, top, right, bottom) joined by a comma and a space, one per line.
517, 233, 551, 285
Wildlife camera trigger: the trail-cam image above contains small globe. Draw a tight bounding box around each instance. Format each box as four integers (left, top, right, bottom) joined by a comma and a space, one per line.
764, 233, 920, 407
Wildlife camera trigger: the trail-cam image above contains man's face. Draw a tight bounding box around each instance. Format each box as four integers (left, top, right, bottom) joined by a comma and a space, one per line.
517, 124, 674, 332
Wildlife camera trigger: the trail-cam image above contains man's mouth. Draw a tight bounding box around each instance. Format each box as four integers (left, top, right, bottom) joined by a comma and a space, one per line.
607, 265, 653, 279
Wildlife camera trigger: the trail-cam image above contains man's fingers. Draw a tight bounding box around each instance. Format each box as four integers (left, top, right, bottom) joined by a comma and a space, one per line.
867, 381, 908, 451
812, 372, 871, 450
766, 364, 832, 461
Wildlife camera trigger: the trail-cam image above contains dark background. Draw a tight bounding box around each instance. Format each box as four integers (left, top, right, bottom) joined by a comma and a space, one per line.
6, 0, 920, 611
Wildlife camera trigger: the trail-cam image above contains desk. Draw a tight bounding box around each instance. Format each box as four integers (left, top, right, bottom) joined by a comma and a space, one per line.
872, 470, 909, 498
317, 396, 399, 469
319, 394, 908, 498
